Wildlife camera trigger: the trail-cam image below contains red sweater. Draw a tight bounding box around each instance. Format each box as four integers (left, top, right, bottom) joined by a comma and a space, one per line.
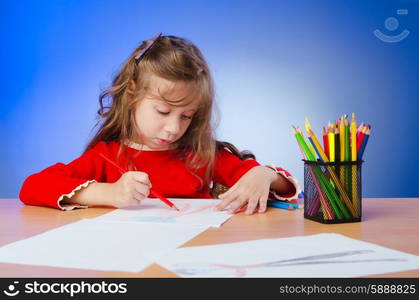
19, 141, 298, 210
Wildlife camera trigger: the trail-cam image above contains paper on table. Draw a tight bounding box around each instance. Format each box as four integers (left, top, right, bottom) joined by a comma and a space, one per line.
0, 219, 208, 273
94, 198, 232, 228
156, 233, 419, 277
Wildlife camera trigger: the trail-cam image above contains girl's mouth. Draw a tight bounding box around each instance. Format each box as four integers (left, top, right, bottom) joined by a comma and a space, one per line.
156, 138, 172, 146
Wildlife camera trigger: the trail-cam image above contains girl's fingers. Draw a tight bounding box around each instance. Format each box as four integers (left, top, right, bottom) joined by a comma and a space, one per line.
228, 196, 248, 214
133, 190, 145, 203
127, 177, 150, 194
245, 197, 259, 215
132, 172, 152, 188
134, 183, 150, 198
127, 181, 147, 202
258, 195, 268, 213
215, 192, 238, 211
215, 185, 238, 210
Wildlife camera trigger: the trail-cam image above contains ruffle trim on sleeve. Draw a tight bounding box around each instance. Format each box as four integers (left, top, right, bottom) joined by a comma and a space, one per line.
266, 165, 302, 201
57, 180, 97, 211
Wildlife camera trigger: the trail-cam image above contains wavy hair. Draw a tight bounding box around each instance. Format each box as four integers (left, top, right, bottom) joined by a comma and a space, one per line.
86, 35, 253, 191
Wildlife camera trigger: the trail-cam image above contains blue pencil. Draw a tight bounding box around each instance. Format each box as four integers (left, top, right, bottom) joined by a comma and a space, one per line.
267, 200, 300, 210
308, 136, 322, 161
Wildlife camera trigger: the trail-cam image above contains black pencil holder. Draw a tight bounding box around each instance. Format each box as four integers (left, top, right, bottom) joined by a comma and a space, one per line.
303, 160, 363, 224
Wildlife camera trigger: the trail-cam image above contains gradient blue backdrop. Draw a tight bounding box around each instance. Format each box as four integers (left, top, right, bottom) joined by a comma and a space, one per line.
1, 0, 418, 199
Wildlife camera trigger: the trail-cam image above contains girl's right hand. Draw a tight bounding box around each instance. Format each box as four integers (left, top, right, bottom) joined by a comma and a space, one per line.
108, 171, 152, 208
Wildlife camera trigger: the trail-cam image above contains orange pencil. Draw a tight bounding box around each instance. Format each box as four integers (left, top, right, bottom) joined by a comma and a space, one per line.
98, 153, 180, 211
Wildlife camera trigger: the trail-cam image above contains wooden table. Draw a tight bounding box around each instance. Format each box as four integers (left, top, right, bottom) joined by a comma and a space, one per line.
1, 198, 418, 277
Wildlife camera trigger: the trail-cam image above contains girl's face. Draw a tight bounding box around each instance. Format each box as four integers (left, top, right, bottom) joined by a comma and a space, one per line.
133, 75, 199, 150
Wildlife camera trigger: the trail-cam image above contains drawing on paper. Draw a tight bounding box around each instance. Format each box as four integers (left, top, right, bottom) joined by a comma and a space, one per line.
171, 250, 407, 277
128, 202, 217, 223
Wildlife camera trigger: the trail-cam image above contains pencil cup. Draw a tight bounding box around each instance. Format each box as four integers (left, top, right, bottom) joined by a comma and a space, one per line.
303, 160, 363, 224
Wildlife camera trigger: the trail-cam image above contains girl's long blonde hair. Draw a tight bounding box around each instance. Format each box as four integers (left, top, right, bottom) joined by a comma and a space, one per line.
86, 34, 253, 191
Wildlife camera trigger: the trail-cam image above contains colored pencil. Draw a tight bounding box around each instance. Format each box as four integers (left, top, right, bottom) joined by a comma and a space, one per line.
293, 114, 371, 220
358, 126, 371, 160
293, 126, 316, 161
343, 116, 351, 199
344, 116, 350, 162
316, 166, 346, 219
339, 117, 345, 185
334, 125, 340, 162
292, 126, 333, 219
308, 136, 322, 160
267, 200, 300, 210
98, 153, 180, 211
292, 126, 307, 160
307, 165, 335, 219
305, 126, 357, 217
356, 124, 367, 153
356, 122, 364, 140
306, 133, 350, 218
350, 113, 357, 161
328, 124, 335, 162
304, 118, 317, 160
323, 126, 329, 159
339, 117, 345, 161
350, 113, 358, 214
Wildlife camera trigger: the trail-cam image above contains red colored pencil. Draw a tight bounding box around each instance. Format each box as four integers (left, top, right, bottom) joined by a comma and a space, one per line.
356, 122, 364, 140
322, 126, 329, 159
148, 189, 179, 211
356, 125, 367, 153
98, 153, 179, 211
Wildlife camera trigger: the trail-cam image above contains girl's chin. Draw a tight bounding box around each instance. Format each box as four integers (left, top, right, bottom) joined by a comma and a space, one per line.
148, 140, 174, 150
129, 138, 176, 151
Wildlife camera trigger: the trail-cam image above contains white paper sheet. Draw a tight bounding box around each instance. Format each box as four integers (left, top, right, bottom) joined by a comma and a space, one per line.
0, 219, 208, 273
156, 233, 419, 277
94, 198, 232, 228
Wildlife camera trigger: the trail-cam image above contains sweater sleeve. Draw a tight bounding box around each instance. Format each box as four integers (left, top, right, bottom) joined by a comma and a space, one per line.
267, 165, 302, 201
19, 141, 109, 210
213, 148, 260, 188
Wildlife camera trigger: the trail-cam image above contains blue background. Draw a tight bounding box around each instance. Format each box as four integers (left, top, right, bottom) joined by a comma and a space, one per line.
1, 0, 418, 199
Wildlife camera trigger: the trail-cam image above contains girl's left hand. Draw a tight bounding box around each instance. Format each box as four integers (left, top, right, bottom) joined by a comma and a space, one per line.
214, 166, 278, 215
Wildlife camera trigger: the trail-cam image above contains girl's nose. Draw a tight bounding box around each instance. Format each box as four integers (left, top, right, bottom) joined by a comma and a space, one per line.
164, 117, 181, 135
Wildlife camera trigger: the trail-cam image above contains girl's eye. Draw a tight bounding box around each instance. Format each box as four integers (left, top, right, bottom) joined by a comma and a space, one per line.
157, 110, 170, 115
157, 109, 192, 120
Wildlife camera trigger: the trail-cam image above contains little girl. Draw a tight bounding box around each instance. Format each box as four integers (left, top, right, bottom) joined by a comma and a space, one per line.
20, 33, 301, 215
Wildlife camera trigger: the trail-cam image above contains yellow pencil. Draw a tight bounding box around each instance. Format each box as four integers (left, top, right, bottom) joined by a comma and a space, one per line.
304, 116, 311, 132
350, 113, 357, 162
339, 116, 345, 161
328, 124, 335, 162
